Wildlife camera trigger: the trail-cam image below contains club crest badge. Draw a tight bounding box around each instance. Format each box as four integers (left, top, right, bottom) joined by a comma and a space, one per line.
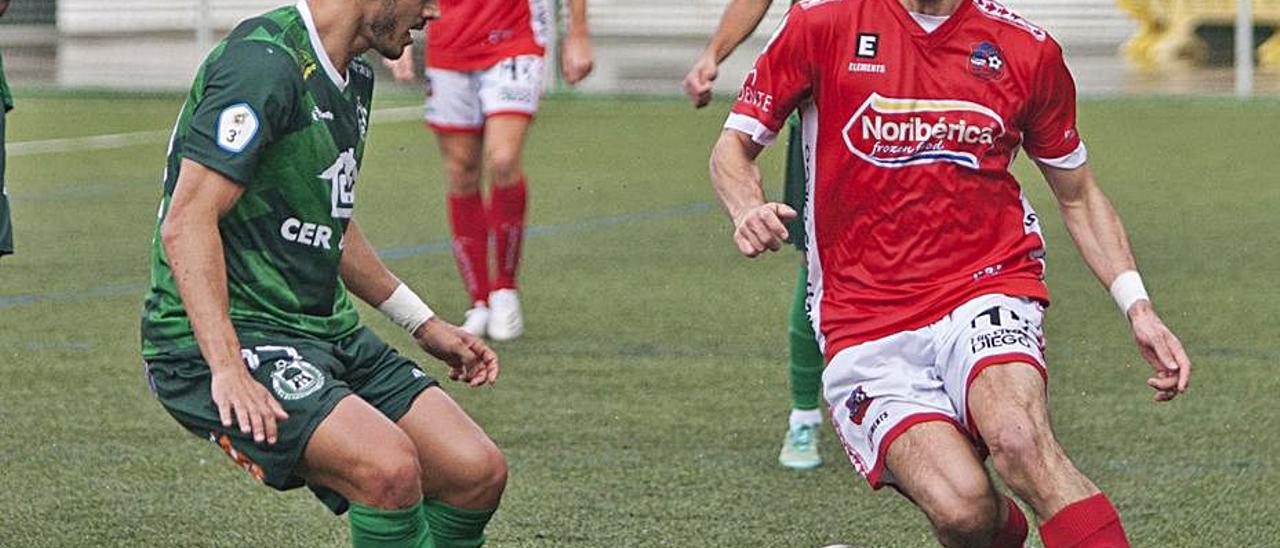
969, 42, 1005, 80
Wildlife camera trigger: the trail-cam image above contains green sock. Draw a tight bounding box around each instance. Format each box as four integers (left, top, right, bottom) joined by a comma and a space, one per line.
421, 500, 496, 548
789, 263, 824, 411
348, 501, 432, 548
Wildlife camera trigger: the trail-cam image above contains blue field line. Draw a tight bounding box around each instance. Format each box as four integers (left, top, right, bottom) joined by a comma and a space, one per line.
0, 201, 716, 309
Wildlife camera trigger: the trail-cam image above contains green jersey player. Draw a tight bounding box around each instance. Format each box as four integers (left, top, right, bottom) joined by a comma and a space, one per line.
0, 0, 14, 258
683, 0, 825, 470
140, 1, 506, 546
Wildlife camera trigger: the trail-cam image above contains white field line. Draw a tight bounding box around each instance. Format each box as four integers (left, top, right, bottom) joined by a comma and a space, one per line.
9, 105, 424, 157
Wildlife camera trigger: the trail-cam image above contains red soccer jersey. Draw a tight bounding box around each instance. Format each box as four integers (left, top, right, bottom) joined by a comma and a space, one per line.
726, 0, 1087, 360
427, 0, 551, 70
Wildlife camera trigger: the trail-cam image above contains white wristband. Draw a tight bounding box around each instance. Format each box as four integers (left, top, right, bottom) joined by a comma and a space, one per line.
378, 283, 435, 334
1109, 270, 1150, 315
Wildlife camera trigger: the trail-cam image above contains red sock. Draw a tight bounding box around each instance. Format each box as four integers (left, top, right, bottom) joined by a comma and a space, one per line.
1039, 493, 1130, 548
489, 178, 527, 290
448, 191, 491, 304
993, 497, 1028, 548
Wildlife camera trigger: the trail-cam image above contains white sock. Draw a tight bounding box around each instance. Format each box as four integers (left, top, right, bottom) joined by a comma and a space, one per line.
789, 408, 822, 429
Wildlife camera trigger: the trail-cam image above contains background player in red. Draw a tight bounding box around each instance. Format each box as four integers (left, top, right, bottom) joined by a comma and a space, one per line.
710, 0, 1193, 546
386, 0, 593, 341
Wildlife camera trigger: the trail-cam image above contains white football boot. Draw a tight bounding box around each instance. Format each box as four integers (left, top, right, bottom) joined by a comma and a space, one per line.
486, 289, 524, 341
460, 303, 490, 337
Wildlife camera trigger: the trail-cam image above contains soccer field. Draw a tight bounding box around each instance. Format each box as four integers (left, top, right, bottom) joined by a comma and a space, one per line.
0, 91, 1277, 547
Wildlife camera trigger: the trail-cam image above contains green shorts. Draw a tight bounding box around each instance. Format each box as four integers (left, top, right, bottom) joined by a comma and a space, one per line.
144, 326, 437, 514
782, 114, 807, 251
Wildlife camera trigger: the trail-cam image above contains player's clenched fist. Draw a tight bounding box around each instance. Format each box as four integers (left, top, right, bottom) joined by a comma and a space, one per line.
414, 317, 500, 386
683, 55, 719, 108
732, 202, 797, 258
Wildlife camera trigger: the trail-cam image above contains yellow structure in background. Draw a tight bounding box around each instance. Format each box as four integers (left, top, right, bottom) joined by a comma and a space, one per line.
1117, 0, 1280, 68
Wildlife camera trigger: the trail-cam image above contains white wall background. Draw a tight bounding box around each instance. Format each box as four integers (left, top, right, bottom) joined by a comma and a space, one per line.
59, 0, 1134, 47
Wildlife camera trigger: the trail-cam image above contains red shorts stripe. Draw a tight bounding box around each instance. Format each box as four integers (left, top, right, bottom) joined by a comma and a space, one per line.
866, 412, 968, 489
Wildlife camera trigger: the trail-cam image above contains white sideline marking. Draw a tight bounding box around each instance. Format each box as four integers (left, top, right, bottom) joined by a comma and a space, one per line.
8, 105, 424, 157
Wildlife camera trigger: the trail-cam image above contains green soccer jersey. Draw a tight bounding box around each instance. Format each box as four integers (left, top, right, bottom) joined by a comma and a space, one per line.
0, 49, 13, 112
142, 3, 374, 358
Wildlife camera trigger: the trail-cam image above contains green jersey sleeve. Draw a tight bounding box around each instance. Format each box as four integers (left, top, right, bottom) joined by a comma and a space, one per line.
183, 40, 305, 185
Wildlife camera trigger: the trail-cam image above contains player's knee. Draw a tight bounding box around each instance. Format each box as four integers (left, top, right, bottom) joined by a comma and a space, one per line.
985, 413, 1052, 477
928, 491, 1000, 541
919, 472, 999, 540
463, 440, 508, 505
438, 438, 507, 508
484, 150, 522, 185
445, 165, 482, 194
352, 437, 423, 509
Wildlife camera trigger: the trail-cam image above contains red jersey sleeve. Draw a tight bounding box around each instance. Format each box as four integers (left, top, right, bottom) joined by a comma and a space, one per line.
724, 4, 814, 146
1023, 40, 1087, 169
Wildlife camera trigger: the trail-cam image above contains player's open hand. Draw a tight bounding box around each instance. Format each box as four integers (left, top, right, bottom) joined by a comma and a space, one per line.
210, 368, 289, 444
1128, 301, 1191, 402
683, 55, 719, 108
413, 317, 500, 386
561, 33, 595, 85
732, 202, 797, 258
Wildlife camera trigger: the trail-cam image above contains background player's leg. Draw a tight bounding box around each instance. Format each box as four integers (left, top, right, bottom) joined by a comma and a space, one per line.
482, 114, 532, 341
437, 131, 491, 336
297, 396, 428, 547
884, 421, 1006, 547
0, 105, 12, 257
780, 260, 824, 469
396, 387, 506, 548
969, 363, 1130, 547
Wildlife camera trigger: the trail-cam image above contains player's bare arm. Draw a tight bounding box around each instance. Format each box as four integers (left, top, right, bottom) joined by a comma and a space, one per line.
683, 0, 774, 108
560, 0, 594, 85
338, 220, 499, 386
1041, 162, 1192, 401
710, 129, 796, 258
161, 159, 289, 444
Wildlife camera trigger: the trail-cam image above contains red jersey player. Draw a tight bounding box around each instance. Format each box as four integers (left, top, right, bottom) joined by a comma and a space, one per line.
710, 0, 1192, 546
386, 0, 593, 340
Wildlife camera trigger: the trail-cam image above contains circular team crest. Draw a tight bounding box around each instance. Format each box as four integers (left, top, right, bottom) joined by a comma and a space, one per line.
969, 42, 1005, 80
270, 358, 325, 400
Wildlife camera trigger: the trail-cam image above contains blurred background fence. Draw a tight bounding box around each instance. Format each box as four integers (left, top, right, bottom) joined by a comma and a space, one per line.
0, 0, 1275, 95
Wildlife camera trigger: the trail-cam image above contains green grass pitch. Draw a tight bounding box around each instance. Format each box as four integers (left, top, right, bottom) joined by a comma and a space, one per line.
0, 90, 1277, 547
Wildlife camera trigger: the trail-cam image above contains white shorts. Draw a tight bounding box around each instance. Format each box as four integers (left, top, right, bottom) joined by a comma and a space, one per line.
823, 293, 1047, 488
424, 55, 544, 133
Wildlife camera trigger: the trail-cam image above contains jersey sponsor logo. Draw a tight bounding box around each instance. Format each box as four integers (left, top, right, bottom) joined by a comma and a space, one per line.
856, 33, 879, 58
737, 70, 774, 114
216, 103, 259, 154
350, 62, 373, 79
356, 97, 370, 137
319, 148, 358, 218
280, 217, 335, 249
969, 42, 1005, 80
842, 93, 1005, 170
311, 106, 334, 122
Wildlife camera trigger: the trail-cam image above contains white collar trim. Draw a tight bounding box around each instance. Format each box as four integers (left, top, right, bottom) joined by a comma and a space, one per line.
296, 0, 347, 90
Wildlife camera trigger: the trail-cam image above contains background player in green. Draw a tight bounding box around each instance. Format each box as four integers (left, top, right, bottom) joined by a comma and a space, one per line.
0, 0, 15, 258
683, 0, 825, 470
140, 1, 507, 546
